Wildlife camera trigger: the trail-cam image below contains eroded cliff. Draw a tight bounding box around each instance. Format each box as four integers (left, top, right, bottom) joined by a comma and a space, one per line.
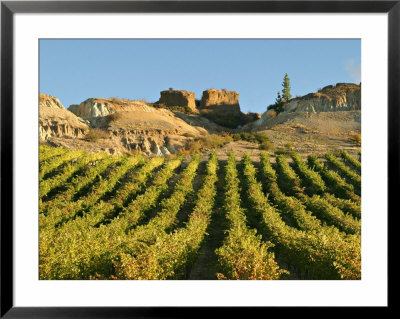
39, 94, 89, 141
283, 83, 361, 113
66, 97, 207, 156
199, 89, 241, 128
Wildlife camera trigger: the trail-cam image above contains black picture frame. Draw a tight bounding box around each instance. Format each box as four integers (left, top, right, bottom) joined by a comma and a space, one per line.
1, 0, 396, 317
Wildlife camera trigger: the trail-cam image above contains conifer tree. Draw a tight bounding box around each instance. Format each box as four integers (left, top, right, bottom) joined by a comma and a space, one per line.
282, 73, 292, 101
275, 91, 282, 104
267, 74, 292, 114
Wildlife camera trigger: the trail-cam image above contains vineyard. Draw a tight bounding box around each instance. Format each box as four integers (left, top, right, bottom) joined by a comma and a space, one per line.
39, 145, 361, 280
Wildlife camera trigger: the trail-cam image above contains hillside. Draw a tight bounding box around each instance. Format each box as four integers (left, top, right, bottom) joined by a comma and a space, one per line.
239, 83, 361, 158
40, 83, 361, 157
41, 93, 231, 155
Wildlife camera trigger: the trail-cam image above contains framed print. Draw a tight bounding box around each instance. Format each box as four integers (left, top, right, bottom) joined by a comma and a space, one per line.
1, 0, 396, 317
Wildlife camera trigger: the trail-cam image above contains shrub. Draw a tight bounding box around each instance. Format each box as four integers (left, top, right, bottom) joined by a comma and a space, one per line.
352, 134, 361, 146
231, 133, 241, 141
227, 132, 274, 150
130, 149, 143, 156
84, 129, 110, 142
182, 132, 196, 138
179, 132, 274, 153
254, 132, 271, 144
170, 105, 193, 114
284, 142, 294, 150
267, 110, 277, 118
240, 132, 251, 141
105, 112, 123, 123
259, 140, 274, 151
153, 104, 193, 114
180, 134, 233, 154
274, 148, 294, 156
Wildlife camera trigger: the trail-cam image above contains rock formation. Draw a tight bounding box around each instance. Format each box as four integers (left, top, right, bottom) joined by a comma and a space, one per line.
68, 104, 80, 114
200, 89, 240, 109
39, 94, 65, 109
65, 96, 208, 156
39, 94, 89, 141
199, 89, 241, 128
252, 83, 361, 129
68, 98, 117, 118
283, 83, 361, 113
157, 89, 197, 112
40, 88, 262, 155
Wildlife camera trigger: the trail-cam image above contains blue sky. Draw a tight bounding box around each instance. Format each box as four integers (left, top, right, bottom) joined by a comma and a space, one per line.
40, 39, 360, 114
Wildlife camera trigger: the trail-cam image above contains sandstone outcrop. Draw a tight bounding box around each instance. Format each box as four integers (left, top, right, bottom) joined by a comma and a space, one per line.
199, 89, 241, 128
40, 88, 260, 156
157, 89, 197, 112
68, 98, 118, 118
200, 89, 240, 110
39, 94, 89, 141
68, 104, 80, 114
103, 100, 205, 156
253, 83, 361, 129
283, 83, 361, 113
39, 94, 65, 109
65, 97, 208, 155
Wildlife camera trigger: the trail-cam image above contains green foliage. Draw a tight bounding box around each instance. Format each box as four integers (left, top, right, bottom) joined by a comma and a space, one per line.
340, 150, 361, 173
40, 155, 144, 230
40, 156, 185, 279
323, 193, 361, 220
40, 155, 118, 214
110, 157, 184, 229
282, 73, 292, 101
299, 194, 361, 234
274, 148, 293, 156
275, 155, 303, 196
307, 155, 360, 203
216, 153, 288, 280
169, 105, 194, 114
181, 134, 233, 154
284, 142, 293, 150
267, 91, 285, 114
247, 153, 361, 279
325, 153, 361, 194
291, 152, 326, 195
39, 147, 361, 280
39, 152, 107, 199
230, 131, 274, 151
39, 149, 84, 180
263, 155, 321, 231
267, 73, 292, 114
153, 102, 193, 114
274, 142, 296, 156
352, 133, 361, 147
39, 145, 69, 164
259, 140, 273, 151
65, 156, 165, 229
114, 152, 218, 279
